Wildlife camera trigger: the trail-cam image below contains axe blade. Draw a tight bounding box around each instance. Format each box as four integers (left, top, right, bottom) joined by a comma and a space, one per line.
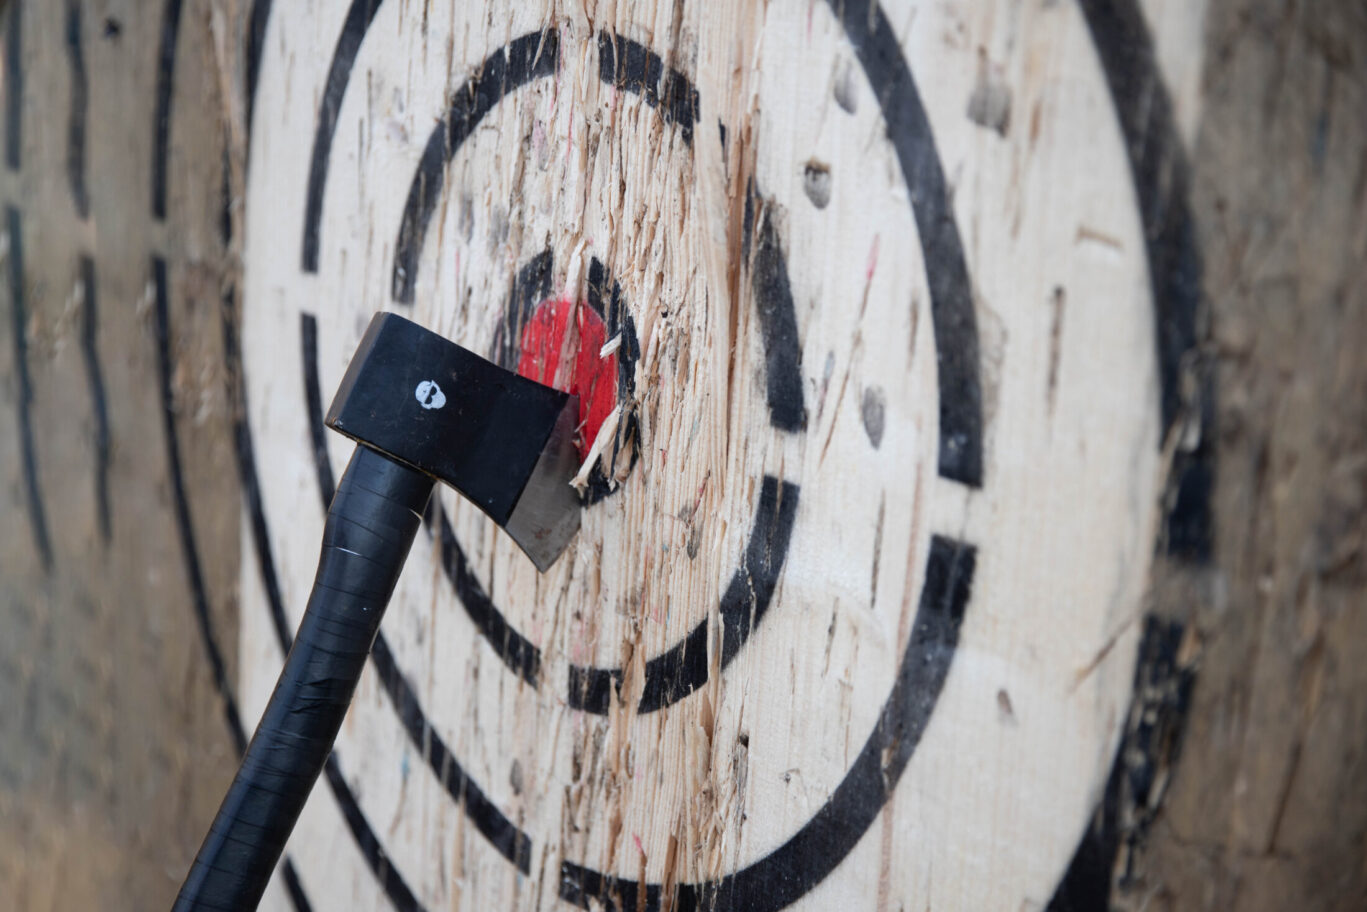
325, 312, 582, 570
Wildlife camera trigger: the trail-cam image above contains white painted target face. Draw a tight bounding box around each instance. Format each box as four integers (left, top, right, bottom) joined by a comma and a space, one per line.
239, 1, 1195, 909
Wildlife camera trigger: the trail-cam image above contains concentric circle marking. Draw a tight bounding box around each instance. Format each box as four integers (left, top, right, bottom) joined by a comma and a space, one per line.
239, 0, 1197, 907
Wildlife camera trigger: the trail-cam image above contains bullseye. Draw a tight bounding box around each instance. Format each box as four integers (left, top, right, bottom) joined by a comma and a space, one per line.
515, 298, 618, 461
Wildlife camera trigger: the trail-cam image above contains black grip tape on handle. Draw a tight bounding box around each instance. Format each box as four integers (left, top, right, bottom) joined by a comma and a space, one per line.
174, 445, 433, 912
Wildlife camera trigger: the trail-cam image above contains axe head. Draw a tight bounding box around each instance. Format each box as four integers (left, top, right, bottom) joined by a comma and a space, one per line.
325, 312, 581, 571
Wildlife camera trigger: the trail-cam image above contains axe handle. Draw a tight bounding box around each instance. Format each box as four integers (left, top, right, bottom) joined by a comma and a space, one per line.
174, 445, 433, 912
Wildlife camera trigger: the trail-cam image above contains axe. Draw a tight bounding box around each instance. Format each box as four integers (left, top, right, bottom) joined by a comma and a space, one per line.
174, 313, 581, 911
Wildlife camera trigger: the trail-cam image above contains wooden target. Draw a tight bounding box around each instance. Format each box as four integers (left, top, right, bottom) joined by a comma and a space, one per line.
232, 0, 1203, 909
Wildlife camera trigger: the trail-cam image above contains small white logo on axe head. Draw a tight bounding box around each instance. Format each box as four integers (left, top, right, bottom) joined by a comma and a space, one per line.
414, 380, 446, 410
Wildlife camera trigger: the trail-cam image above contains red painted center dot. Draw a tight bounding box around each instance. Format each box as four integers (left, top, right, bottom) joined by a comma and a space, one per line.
515, 299, 619, 461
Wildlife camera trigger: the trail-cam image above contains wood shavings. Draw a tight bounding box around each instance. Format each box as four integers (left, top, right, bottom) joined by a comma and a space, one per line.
570, 403, 622, 491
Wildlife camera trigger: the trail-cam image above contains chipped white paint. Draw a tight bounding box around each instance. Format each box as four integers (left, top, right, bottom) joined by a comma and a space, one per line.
241, 1, 1202, 908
